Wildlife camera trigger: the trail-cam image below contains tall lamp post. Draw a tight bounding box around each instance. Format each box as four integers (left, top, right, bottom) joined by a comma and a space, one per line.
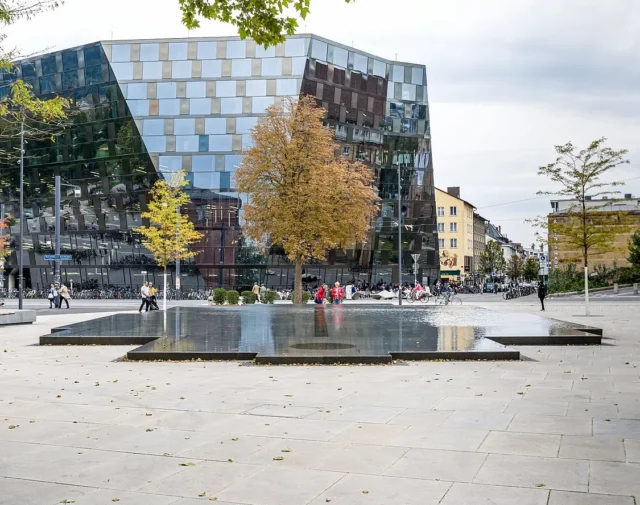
18, 120, 24, 309
398, 163, 403, 306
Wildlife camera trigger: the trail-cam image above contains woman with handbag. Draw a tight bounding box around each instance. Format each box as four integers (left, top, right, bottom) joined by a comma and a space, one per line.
47, 283, 58, 308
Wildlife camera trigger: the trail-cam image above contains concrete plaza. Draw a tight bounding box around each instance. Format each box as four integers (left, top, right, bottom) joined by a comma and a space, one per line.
1, 298, 639, 505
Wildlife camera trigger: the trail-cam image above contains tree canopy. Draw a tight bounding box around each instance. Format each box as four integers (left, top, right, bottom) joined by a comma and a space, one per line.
478, 240, 506, 277
235, 96, 379, 303
537, 138, 634, 268
628, 231, 640, 266
179, 0, 353, 46
506, 255, 523, 281
523, 256, 540, 282
135, 171, 203, 272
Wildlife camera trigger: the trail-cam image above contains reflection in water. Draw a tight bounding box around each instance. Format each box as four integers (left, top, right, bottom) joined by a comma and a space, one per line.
48, 305, 589, 357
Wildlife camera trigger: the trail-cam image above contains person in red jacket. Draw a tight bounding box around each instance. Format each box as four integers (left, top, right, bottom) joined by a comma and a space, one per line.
331, 282, 345, 304
315, 285, 325, 304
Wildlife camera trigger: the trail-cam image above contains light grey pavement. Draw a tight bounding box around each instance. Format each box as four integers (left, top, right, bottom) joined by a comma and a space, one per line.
1, 300, 640, 504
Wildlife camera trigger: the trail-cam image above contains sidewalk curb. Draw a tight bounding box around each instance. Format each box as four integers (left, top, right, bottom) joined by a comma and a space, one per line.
549, 283, 634, 297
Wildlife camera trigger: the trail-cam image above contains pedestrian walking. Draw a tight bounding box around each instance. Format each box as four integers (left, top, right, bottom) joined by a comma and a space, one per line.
58, 283, 70, 309
538, 282, 548, 311
252, 282, 260, 303
139, 281, 150, 313
315, 284, 325, 304
148, 282, 160, 310
331, 282, 345, 305
47, 283, 58, 308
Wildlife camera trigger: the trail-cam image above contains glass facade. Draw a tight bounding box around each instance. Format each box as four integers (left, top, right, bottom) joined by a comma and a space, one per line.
0, 35, 438, 292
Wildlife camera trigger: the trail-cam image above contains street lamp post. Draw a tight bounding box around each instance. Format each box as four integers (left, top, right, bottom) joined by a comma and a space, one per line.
398, 164, 402, 306
18, 120, 24, 309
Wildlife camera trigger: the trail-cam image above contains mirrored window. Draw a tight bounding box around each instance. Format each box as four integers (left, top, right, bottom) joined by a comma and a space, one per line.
236, 116, 258, 134
252, 96, 274, 112
168, 42, 188, 60
172, 61, 192, 79
41, 56, 57, 75
245, 79, 266, 96
159, 99, 180, 115
84, 65, 103, 85
276, 79, 298, 96
197, 41, 217, 60
140, 43, 159, 61
111, 62, 133, 80
232, 59, 252, 77
111, 44, 131, 62
216, 80, 237, 97
292, 57, 306, 75
128, 99, 149, 116
40, 75, 56, 94
199, 135, 208, 152
190, 98, 211, 115
205, 118, 226, 134
83, 45, 102, 66
392, 65, 404, 82
157, 82, 177, 99
174, 118, 195, 135
62, 51, 78, 71
62, 70, 79, 90
143, 119, 164, 135
411, 67, 423, 85
127, 82, 147, 99
202, 60, 222, 78
402, 83, 416, 101
176, 135, 199, 152
225, 155, 244, 171
311, 39, 327, 61
21, 62, 36, 78
285, 38, 306, 57
261, 58, 282, 76
143, 136, 167, 152
373, 59, 386, 78
226, 40, 246, 59
193, 172, 219, 189
332, 46, 348, 68
186, 81, 206, 98
143, 62, 162, 80
159, 156, 182, 172
256, 44, 275, 58
192, 155, 215, 172
242, 135, 255, 150
209, 134, 233, 151
353, 53, 368, 73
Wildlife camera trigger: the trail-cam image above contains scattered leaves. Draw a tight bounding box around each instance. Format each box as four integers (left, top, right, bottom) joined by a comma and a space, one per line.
231, 437, 239, 441
273, 456, 284, 461
228, 458, 235, 463
198, 492, 206, 497
535, 483, 545, 487
281, 448, 292, 453
8, 425, 17, 429
362, 490, 369, 494
179, 462, 196, 467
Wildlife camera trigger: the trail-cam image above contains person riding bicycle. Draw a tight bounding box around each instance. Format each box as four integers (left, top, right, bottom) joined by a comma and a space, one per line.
441, 282, 453, 302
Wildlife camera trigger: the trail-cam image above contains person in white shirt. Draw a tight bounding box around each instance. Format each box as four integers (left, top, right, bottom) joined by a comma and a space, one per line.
138, 281, 150, 313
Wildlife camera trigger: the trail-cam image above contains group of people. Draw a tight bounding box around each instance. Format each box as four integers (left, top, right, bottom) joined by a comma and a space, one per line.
314, 282, 346, 304
138, 281, 160, 312
47, 283, 71, 309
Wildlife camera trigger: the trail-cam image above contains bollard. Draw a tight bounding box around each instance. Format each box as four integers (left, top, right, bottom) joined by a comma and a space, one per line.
635, 283, 638, 295
614, 283, 619, 294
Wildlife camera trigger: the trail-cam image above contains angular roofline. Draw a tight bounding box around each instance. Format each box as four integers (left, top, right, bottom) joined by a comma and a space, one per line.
435, 187, 476, 210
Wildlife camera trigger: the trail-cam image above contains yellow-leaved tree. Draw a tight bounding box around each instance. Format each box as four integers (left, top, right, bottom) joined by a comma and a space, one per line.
235, 96, 379, 304
135, 171, 203, 310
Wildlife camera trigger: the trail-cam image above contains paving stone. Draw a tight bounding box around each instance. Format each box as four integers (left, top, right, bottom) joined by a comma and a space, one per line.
330, 422, 409, 444
179, 435, 276, 461
440, 482, 549, 505
242, 438, 341, 468
624, 438, 640, 463
386, 408, 453, 426
320, 405, 405, 423
435, 396, 511, 412
477, 431, 561, 457
440, 410, 514, 431
215, 466, 344, 505
0, 477, 91, 505
508, 414, 592, 435
385, 447, 486, 482
504, 400, 569, 416
567, 401, 620, 418
589, 461, 640, 497
258, 418, 354, 441
388, 426, 489, 451
559, 436, 625, 462
244, 404, 319, 418
594, 419, 640, 439
317, 443, 408, 474
548, 490, 635, 505
69, 489, 178, 505
308, 474, 450, 505
474, 453, 589, 491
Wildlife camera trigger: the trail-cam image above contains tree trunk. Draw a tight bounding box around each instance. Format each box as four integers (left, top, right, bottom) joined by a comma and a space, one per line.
294, 257, 303, 305
584, 251, 590, 316
163, 267, 167, 311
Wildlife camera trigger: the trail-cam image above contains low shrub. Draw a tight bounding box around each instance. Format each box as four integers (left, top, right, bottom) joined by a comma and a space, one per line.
291, 290, 311, 304
213, 288, 227, 305
241, 290, 257, 304
226, 290, 240, 305
262, 290, 277, 304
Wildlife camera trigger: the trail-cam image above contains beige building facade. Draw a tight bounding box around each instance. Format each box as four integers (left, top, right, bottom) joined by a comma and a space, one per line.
435, 187, 476, 280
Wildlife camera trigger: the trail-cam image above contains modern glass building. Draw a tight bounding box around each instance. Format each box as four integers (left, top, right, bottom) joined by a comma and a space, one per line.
0, 35, 438, 292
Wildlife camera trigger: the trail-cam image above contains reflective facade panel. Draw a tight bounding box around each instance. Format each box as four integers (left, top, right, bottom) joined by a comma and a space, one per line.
0, 35, 438, 292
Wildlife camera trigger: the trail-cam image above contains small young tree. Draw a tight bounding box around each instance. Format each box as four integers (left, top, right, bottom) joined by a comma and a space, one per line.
135, 172, 203, 310
478, 240, 506, 280
523, 256, 541, 282
235, 96, 379, 304
628, 231, 640, 266
537, 138, 634, 315
506, 255, 524, 282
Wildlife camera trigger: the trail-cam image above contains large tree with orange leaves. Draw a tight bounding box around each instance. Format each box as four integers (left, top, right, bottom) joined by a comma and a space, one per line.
235, 96, 379, 304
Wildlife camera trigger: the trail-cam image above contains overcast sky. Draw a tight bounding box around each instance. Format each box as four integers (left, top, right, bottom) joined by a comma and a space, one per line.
8, 0, 639, 247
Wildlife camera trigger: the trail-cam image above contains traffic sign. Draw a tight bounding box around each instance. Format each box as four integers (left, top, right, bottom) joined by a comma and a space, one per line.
539, 254, 546, 261
44, 254, 72, 261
